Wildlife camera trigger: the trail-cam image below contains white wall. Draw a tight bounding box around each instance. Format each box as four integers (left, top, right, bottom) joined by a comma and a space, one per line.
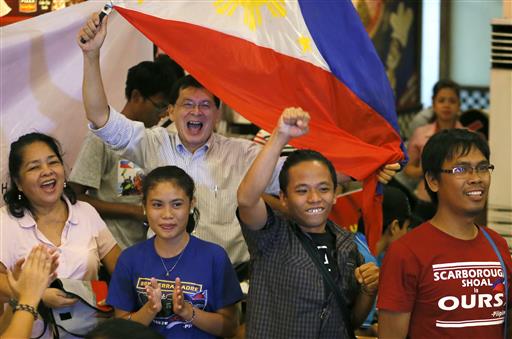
450, 0, 502, 86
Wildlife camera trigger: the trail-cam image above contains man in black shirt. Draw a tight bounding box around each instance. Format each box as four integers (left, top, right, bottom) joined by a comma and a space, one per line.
237, 107, 379, 338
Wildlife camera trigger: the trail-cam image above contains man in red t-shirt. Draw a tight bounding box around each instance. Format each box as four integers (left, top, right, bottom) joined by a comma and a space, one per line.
378, 129, 512, 338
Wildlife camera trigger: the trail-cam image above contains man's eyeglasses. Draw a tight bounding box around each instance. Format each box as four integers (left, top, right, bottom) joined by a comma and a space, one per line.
147, 97, 170, 113
179, 100, 213, 112
439, 164, 495, 177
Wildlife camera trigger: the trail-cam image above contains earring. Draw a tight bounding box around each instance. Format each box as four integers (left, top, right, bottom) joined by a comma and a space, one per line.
18, 193, 22, 201
63, 181, 67, 188
190, 208, 194, 215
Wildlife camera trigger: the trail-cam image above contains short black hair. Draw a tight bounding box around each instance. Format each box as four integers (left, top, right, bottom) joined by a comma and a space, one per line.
142, 166, 199, 233
279, 149, 337, 194
85, 318, 164, 339
4, 132, 76, 218
158, 55, 185, 80
382, 186, 411, 232
422, 129, 490, 206
356, 187, 411, 235
125, 55, 178, 101
169, 74, 220, 108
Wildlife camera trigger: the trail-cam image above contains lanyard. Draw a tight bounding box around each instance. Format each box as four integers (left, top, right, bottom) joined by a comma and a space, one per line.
480, 226, 509, 339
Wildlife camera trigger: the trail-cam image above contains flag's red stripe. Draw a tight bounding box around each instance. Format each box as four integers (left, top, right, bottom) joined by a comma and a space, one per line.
115, 7, 402, 174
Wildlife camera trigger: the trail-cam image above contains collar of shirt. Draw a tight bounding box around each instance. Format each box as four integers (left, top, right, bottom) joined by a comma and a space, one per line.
325, 220, 353, 249
172, 131, 215, 156
18, 196, 78, 229
294, 219, 343, 248
427, 120, 464, 136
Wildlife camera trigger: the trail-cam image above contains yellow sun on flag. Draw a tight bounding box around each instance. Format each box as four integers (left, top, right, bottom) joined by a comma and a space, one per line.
137, 0, 144, 4
214, 0, 286, 31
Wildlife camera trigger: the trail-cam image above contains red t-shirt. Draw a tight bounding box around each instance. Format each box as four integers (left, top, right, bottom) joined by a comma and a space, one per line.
378, 222, 512, 338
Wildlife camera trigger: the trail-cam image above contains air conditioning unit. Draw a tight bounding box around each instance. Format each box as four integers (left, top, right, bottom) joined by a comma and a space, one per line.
491, 18, 512, 69
488, 18, 512, 248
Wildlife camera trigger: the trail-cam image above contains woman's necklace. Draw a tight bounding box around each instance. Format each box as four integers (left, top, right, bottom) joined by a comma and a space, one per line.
159, 247, 186, 277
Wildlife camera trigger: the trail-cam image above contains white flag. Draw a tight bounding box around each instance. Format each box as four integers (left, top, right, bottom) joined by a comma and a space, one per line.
0, 1, 152, 199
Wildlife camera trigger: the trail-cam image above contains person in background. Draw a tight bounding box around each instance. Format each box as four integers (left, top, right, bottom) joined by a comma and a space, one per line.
352, 186, 411, 337
0, 245, 56, 338
237, 108, 379, 338
378, 129, 512, 338
253, 128, 296, 156
0, 132, 120, 339
403, 106, 434, 141
107, 166, 242, 338
352, 226, 379, 337
155, 51, 185, 129
69, 55, 177, 249
374, 186, 412, 266
404, 79, 463, 222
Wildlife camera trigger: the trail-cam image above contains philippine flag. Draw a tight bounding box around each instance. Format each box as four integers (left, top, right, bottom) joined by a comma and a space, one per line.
119, 159, 134, 169
492, 277, 505, 293
110, 0, 405, 252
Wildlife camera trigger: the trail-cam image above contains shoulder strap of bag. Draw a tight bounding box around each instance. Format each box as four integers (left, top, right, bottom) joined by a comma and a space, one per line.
291, 224, 355, 338
35, 303, 58, 339
50, 279, 112, 314
479, 226, 508, 339
48, 279, 109, 337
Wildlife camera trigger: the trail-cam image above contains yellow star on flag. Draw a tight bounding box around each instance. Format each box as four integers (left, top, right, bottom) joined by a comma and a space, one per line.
298, 35, 312, 53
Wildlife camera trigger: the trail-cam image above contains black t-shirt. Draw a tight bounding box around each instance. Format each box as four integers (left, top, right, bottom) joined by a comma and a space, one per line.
308, 230, 338, 280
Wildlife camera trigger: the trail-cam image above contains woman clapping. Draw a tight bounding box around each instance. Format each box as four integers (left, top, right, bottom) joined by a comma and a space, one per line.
0, 132, 121, 338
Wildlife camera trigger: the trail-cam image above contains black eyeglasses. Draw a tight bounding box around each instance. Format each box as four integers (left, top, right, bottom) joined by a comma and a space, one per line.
439, 164, 495, 177
147, 97, 170, 113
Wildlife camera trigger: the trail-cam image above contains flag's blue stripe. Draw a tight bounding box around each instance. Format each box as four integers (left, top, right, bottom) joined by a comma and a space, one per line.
298, 0, 399, 133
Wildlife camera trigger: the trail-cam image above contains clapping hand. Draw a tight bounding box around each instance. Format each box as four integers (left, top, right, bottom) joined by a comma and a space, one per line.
145, 277, 162, 314
7, 245, 57, 306
172, 277, 193, 321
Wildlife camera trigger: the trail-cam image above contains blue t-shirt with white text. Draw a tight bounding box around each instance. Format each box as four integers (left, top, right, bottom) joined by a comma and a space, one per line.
107, 236, 243, 338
